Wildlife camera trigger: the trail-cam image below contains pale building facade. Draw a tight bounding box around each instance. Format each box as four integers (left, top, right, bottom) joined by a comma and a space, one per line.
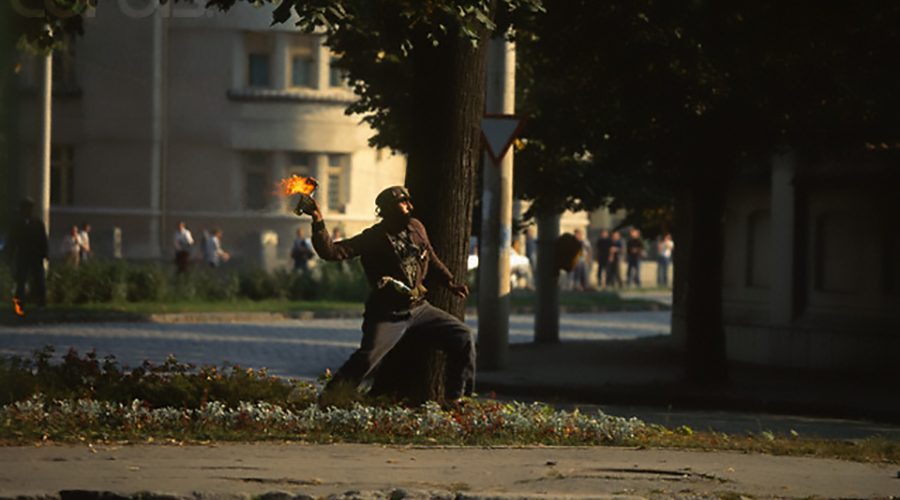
672, 154, 900, 372
17, 2, 405, 265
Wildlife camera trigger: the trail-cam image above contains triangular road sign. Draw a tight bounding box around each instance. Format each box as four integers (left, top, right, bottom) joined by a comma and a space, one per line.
481, 114, 524, 164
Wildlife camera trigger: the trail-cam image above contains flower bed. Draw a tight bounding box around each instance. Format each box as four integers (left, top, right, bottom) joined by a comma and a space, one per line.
1, 395, 644, 446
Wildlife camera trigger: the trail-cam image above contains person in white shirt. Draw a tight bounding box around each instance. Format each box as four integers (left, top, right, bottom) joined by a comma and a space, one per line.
77, 223, 91, 263
61, 225, 81, 266
173, 221, 195, 274
656, 233, 675, 286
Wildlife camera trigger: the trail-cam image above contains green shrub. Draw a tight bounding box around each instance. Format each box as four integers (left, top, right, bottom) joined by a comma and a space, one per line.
190, 267, 240, 301
315, 261, 368, 301
47, 261, 127, 304
283, 269, 314, 301
238, 267, 283, 301
126, 263, 168, 302
36, 258, 370, 305
0, 347, 316, 410
46, 263, 81, 304
169, 272, 198, 301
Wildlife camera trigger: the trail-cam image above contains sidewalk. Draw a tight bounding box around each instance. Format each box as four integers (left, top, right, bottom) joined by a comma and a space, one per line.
475, 290, 900, 429
1, 442, 897, 499
487, 343, 900, 437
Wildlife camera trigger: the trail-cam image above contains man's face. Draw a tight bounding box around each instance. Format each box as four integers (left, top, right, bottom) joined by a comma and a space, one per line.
397, 198, 413, 216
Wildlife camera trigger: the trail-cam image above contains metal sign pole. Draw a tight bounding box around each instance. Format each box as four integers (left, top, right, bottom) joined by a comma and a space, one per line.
477, 36, 516, 370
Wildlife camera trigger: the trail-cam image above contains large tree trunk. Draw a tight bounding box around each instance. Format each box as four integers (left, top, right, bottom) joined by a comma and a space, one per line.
369, 335, 447, 406
372, 16, 493, 404
403, 24, 492, 321
680, 183, 729, 384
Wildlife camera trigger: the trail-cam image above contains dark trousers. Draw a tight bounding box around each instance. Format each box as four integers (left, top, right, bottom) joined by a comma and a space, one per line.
14, 259, 46, 306
327, 302, 476, 399
626, 257, 641, 286
606, 260, 622, 288
175, 250, 190, 274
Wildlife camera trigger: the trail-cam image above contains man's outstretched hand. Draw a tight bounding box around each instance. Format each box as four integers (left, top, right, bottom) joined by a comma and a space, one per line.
301, 196, 323, 222
447, 282, 469, 299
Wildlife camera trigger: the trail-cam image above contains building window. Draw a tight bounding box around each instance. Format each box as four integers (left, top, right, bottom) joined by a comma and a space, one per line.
327, 154, 348, 213
50, 145, 75, 206
290, 55, 314, 88
329, 56, 346, 87
243, 152, 271, 210
289, 36, 316, 89
745, 210, 771, 288
288, 152, 312, 177
245, 33, 273, 88
814, 212, 858, 293
248, 53, 271, 87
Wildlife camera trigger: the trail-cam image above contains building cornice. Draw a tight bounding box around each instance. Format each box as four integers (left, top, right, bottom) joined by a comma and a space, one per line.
227, 87, 356, 105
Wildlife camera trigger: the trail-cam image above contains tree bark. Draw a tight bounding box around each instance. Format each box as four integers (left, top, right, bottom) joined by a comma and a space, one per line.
404, 23, 492, 321
681, 183, 729, 384
369, 335, 446, 406
0, 2, 18, 227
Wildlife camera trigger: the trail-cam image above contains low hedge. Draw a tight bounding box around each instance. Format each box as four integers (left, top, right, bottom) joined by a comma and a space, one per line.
0, 260, 368, 305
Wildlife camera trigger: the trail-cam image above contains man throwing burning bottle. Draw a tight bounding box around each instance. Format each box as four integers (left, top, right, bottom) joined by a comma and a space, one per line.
297, 185, 475, 405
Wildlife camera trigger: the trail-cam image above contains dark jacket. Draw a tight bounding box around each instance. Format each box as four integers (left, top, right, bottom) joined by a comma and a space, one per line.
312, 217, 454, 314
7, 217, 48, 265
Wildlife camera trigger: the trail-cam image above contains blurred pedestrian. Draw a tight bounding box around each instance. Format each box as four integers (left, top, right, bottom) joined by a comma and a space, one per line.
626, 228, 645, 287
594, 229, 612, 288
61, 225, 81, 266
569, 229, 593, 291
657, 233, 674, 286
173, 221, 195, 274
77, 222, 92, 263
291, 227, 314, 272
511, 238, 534, 289
205, 228, 230, 267
606, 230, 623, 289
7, 198, 48, 307
199, 229, 210, 265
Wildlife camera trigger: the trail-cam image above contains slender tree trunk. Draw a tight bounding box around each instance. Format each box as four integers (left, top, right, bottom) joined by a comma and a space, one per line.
0, 2, 17, 227
404, 23, 492, 320
681, 182, 728, 384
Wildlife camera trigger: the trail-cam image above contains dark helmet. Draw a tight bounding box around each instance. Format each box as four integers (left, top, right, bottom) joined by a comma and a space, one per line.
375, 186, 412, 212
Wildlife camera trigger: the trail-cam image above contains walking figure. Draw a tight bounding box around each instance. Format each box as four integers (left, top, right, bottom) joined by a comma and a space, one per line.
7, 198, 48, 307
173, 221, 194, 274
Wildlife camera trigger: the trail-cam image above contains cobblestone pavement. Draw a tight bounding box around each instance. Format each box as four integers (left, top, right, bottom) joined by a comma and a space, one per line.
0, 311, 672, 381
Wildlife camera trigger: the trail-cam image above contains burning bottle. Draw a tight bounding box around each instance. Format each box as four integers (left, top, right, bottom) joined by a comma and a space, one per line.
12, 297, 25, 317
279, 175, 319, 215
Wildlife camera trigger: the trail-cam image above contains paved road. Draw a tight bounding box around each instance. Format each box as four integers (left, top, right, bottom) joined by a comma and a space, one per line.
0, 311, 672, 381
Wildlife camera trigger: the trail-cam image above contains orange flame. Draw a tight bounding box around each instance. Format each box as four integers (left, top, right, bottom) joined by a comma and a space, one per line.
13, 297, 25, 317
279, 175, 318, 196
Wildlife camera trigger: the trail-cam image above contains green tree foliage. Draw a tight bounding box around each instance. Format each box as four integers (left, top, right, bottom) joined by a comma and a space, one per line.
516, 1, 900, 212
515, 1, 900, 382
